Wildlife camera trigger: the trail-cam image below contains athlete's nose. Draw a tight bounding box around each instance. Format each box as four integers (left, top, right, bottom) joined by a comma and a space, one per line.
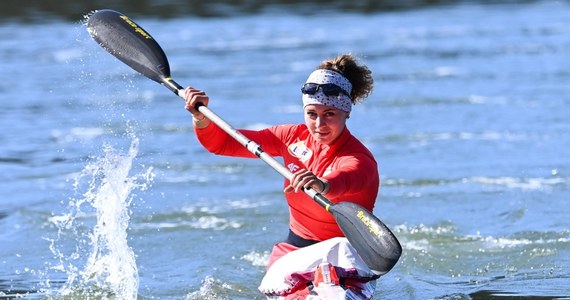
315, 116, 326, 128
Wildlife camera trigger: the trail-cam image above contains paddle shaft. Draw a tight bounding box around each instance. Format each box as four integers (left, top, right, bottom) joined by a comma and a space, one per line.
174, 81, 400, 274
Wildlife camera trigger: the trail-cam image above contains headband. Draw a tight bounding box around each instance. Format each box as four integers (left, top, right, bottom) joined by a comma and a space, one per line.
302, 69, 353, 112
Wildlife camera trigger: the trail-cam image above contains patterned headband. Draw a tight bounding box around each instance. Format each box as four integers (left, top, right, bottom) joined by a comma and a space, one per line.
302, 69, 353, 112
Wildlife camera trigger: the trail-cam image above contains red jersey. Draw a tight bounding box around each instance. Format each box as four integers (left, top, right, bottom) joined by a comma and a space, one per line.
194, 123, 379, 242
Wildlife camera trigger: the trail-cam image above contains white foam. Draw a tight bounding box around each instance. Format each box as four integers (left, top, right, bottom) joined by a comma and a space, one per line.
185, 276, 234, 300
472, 176, 566, 190
241, 250, 270, 267
135, 216, 242, 231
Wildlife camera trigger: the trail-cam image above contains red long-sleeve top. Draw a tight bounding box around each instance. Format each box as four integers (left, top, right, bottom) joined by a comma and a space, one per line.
194, 122, 379, 242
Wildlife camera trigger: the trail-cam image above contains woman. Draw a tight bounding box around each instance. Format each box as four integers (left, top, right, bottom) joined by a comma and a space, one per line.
183, 53, 379, 268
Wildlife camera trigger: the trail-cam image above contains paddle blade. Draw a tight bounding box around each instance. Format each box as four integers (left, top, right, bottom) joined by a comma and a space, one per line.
86, 9, 171, 84
330, 202, 402, 274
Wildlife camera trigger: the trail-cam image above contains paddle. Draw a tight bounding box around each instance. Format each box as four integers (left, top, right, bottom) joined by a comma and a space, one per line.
86, 9, 402, 274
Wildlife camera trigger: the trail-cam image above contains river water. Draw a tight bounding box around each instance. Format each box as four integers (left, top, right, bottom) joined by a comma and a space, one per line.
1, 1, 569, 299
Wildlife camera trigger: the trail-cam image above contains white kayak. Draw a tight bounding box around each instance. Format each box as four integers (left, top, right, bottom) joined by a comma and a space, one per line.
259, 237, 381, 300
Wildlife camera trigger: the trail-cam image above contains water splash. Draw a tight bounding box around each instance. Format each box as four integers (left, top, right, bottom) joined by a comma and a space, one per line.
47, 137, 153, 299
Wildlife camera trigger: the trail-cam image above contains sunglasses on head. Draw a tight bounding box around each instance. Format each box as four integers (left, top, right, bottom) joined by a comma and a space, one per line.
301, 83, 350, 97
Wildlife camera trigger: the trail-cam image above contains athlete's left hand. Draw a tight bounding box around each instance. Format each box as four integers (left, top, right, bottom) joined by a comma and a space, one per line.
284, 169, 328, 194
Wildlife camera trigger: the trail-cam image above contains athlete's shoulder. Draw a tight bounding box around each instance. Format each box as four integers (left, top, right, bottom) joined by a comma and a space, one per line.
338, 133, 377, 165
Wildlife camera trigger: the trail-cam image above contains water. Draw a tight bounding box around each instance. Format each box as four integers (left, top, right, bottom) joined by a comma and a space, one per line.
1, 2, 570, 299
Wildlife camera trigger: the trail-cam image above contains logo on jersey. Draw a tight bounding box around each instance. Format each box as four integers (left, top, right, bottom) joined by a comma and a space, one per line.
287, 163, 299, 173
287, 141, 313, 163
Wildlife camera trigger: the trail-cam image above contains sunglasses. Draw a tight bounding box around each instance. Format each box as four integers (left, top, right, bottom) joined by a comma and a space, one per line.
301, 83, 350, 97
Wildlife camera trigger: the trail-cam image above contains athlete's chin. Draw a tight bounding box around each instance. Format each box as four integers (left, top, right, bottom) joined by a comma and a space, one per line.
313, 133, 333, 144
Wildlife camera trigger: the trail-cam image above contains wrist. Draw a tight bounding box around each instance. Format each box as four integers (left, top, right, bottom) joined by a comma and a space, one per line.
192, 114, 209, 129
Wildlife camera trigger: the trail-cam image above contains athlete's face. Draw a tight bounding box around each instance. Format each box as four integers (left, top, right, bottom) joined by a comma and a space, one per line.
304, 104, 349, 145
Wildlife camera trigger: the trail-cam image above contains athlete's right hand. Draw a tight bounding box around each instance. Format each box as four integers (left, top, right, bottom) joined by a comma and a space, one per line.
183, 87, 209, 118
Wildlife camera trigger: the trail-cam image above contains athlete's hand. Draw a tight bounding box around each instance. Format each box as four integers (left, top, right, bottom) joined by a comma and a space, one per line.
284, 169, 328, 194
183, 86, 209, 118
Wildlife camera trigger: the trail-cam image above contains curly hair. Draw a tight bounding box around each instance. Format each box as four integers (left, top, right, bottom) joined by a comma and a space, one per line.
317, 53, 374, 105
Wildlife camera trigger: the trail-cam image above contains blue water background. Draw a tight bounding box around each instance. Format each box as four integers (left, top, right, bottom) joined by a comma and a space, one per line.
1, 1, 569, 299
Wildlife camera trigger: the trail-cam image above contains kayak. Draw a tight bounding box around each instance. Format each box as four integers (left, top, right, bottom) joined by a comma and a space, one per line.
259, 237, 380, 299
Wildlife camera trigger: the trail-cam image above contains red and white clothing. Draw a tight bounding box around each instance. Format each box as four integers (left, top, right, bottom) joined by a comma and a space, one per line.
194, 122, 379, 266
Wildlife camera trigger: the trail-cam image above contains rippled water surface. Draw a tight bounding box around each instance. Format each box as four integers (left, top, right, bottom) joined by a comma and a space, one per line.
1, 2, 569, 299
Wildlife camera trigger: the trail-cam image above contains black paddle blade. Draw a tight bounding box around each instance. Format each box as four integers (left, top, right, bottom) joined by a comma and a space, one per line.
86, 9, 171, 84
330, 202, 402, 275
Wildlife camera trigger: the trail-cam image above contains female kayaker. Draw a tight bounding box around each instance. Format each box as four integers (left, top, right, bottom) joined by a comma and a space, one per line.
183, 53, 379, 268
